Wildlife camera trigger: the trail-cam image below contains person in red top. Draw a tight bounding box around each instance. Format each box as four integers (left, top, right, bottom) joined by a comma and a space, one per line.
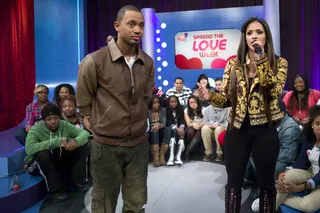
283, 74, 320, 126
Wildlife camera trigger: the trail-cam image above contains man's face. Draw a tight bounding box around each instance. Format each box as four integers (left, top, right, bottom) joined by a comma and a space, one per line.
36, 89, 48, 102
174, 79, 184, 92
44, 115, 60, 132
114, 11, 144, 46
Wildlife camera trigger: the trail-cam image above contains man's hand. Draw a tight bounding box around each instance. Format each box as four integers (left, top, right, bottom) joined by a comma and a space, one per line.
196, 83, 211, 101
66, 140, 78, 151
284, 182, 303, 193
212, 122, 220, 128
60, 140, 68, 148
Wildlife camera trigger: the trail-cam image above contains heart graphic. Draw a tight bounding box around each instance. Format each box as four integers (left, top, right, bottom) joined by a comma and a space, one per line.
211, 55, 237, 69
175, 54, 203, 69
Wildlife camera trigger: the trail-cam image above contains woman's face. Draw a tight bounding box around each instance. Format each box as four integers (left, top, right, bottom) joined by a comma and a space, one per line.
62, 100, 76, 116
215, 80, 222, 92
59, 87, 70, 99
294, 77, 305, 92
312, 115, 320, 140
189, 98, 198, 110
245, 21, 266, 53
169, 97, 178, 109
199, 78, 208, 87
152, 98, 160, 111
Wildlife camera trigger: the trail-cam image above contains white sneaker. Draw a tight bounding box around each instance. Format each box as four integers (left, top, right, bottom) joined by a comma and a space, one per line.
251, 198, 259, 212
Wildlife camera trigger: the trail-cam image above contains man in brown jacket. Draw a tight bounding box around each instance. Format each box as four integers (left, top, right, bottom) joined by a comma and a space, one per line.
76, 5, 154, 213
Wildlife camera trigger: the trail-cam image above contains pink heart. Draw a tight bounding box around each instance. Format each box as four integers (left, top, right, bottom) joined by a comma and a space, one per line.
175, 54, 203, 69
211, 55, 237, 69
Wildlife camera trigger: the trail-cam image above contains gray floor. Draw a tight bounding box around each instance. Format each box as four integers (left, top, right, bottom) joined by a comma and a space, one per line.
83, 161, 251, 213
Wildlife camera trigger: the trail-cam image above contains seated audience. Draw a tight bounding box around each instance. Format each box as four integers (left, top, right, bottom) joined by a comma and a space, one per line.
24, 104, 90, 202
244, 100, 301, 188
148, 96, 168, 167
153, 87, 168, 107
201, 105, 229, 162
193, 74, 215, 107
184, 95, 204, 162
60, 95, 84, 129
166, 77, 192, 107
15, 85, 51, 146
53, 83, 75, 107
214, 77, 223, 92
252, 105, 320, 212
283, 74, 320, 126
166, 95, 186, 166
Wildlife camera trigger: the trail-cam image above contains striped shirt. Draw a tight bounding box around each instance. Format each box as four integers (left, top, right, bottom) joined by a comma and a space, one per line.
25, 101, 51, 129
166, 86, 192, 106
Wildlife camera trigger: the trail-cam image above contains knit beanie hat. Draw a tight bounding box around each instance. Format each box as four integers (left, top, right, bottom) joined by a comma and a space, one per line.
41, 103, 60, 119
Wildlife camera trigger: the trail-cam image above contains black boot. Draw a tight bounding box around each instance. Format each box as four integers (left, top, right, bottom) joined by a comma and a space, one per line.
225, 187, 241, 213
185, 137, 201, 162
259, 189, 277, 213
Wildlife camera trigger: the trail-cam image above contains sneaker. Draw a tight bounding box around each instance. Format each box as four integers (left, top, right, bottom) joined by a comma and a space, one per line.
75, 182, 90, 192
203, 154, 213, 162
251, 198, 259, 212
215, 154, 224, 162
52, 190, 68, 202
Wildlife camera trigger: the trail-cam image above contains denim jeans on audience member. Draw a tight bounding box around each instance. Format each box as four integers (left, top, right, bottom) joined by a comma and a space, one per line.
149, 127, 171, 145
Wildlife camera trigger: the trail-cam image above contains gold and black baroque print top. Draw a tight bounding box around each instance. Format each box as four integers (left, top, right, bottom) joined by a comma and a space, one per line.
209, 55, 288, 129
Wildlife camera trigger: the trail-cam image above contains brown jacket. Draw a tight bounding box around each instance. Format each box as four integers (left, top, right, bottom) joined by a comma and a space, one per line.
76, 38, 155, 146
210, 55, 288, 129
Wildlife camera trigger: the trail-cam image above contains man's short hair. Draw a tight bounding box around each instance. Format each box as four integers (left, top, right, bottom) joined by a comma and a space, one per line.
116, 5, 141, 22
174, 77, 184, 83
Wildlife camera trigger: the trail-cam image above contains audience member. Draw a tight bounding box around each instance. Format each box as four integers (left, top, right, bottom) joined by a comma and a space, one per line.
25, 104, 90, 202
60, 95, 84, 129
53, 84, 75, 107
15, 85, 51, 146
283, 74, 320, 126
252, 105, 320, 212
193, 74, 215, 107
201, 106, 230, 161
184, 95, 204, 162
148, 96, 168, 167
214, 77, 223, 92
153, 87, 167, 107
165, 95, 186, 166
166, 77, 192, 107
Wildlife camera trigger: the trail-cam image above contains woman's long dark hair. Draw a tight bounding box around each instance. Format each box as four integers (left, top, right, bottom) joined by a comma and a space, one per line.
194, 74, 211, 90
187, 95, 203, 121
288, 74, 310, 110
148, 95, 161, 110
230, 17, 278, 127
53, 84, 75, 106
302, 105, 320, 143
166, 95, 184, 119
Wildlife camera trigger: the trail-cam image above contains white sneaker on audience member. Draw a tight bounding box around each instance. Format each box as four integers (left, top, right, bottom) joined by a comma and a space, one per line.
251, 198, 259, 212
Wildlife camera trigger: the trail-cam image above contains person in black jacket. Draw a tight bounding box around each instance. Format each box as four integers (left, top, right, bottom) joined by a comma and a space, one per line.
165, 95, 186, 165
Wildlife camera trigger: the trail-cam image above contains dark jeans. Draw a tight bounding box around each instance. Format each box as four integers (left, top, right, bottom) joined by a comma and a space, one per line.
224, 119, 280, 191
91, 140, 149, 213
149, 127, 171, 145
26, 143, 89, 192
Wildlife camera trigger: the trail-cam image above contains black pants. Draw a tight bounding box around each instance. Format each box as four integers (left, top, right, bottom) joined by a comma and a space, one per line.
224, 119, 279, 191
26, 143, 89, 192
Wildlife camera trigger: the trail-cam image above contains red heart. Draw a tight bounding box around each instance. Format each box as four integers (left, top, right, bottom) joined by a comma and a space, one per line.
211, 55, 237, 69
175, 54, 203, 69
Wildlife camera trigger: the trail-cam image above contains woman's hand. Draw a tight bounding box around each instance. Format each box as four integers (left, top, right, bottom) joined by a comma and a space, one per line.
196, 83, 211, 101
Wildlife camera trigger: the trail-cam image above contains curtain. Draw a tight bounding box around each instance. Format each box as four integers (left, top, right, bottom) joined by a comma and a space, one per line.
87, 0, 263, 53
279, 0, 320, 90
0, 0, 36, 131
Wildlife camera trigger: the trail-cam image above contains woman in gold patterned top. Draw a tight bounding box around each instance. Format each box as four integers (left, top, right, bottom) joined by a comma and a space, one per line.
197, 17, 288, 213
